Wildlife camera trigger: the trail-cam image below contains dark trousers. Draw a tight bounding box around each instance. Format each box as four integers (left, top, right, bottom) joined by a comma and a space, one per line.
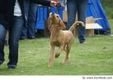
67, 0, 87, 43
0, 16, 24, 66
20, 0, 37, 38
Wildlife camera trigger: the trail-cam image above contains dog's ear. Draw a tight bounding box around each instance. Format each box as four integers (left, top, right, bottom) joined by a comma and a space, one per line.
58, 20, 65, 30
48, 17, 52, 29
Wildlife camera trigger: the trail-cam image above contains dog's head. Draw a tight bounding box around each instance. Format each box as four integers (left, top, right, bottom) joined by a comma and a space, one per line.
48, 12, 65, 30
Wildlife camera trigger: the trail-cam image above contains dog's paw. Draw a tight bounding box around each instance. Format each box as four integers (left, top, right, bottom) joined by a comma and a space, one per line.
62, 60, 67, 64
62, 59, 69, 64
55, 53, 60, 58
48, 64, 52, 67
48, 65, 51, 67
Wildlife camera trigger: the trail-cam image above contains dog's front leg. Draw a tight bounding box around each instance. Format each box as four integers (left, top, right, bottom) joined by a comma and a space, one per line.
48, 45, 55, 67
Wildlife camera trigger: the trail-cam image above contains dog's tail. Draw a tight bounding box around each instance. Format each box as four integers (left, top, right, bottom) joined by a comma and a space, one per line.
69, 21, 85, 32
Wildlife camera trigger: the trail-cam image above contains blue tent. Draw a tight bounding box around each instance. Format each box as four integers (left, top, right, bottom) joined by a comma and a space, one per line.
86, 0, 111, 34
35, 6, 48, 30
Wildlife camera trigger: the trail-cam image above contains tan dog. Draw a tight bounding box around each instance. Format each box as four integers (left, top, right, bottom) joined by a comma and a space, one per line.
48, 12, 85, 67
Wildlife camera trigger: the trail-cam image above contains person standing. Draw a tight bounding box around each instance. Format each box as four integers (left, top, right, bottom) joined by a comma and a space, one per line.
20, 0, 37, 39
0, 0, 57, 69
66, 0, 88, 44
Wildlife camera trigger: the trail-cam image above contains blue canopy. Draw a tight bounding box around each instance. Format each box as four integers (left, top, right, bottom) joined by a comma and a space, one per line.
86, 0, 110, 31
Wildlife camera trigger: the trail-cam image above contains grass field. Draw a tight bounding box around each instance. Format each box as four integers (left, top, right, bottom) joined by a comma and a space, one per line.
0, 19, 113, 75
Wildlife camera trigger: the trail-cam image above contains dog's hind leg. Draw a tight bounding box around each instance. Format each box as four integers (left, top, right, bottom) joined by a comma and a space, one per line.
48, 45, 55, 67
63, 43, 72, 64
55, 45, 64, 58
63, 44, 67, 52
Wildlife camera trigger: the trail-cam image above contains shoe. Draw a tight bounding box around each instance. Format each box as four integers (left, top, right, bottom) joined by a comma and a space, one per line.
20, 37, 27, 40
4, 39, 9, 46
81, 42, 86, 44
0, 60, 3, 65
28, 36, 35, 39
8, 65, 16, 69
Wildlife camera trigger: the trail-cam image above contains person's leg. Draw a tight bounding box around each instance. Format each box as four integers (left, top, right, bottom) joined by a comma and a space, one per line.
20, 0, 29, 39
77, 0, 87, 43
8, 16, 24, 68
27, 2, 37, 39
0, 24, 7, 64
66, 0, 77, 30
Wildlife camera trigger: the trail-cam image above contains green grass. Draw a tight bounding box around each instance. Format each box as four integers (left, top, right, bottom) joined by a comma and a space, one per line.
109, 19, 113, 33
0, 19, 113, 75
